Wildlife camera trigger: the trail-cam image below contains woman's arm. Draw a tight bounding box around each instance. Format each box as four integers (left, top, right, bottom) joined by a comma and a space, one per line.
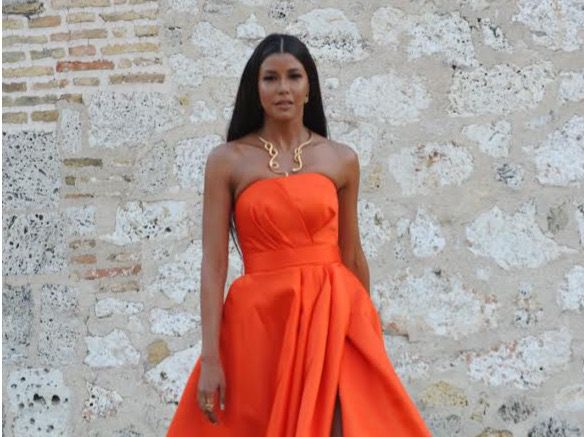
337, 147, 371, 295
199, 144, 233, 362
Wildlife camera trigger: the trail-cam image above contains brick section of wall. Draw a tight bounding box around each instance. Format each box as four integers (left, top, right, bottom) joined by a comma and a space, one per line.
2, 0, 165, 127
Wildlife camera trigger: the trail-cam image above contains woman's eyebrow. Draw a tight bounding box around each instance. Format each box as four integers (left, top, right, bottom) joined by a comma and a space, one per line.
262, 68, 302, 73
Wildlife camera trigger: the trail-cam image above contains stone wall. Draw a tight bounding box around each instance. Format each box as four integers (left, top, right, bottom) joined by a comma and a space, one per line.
2, 0, 584, 436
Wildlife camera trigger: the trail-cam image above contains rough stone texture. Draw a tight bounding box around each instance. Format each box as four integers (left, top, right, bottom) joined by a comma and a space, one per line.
357, 199, 392, 259
38, 315, 81, 365
497, 395, 536, 424
346, 71, 431, 125
94, 297, 144, 318
577, 204, 584, 248
3, 211, 68, 275
465, 200, 577, 270
527, 417, 583, 437
523, 115, 584, 187
88, 425, 145, 437
372, 8, 478, 68
88, 91, 183, 148
147, 339, 170, 364
57, 107, 82, 153
189, 100, 218, 124
188, 22, 254, 77
37, 285, 81, 367
3, 131, 61, 209
84, 329, 141, 368
2, 284, 33, 362
168, 54, 205, 89
130, 141, 174, 195
557, 264, 584, 311
167, 0, 200, 13
547, 203, 570, 234
426, 413, 463, 437
81, 383, 123, 422
3, 1, 584, 435
512, 0, 584, 52
328, 120, 377, 167
174, 135, 222, 191
555, 384, 584, 413
409, 208, 446, 257
144, 345, 199, 403
480, 17, 513, 52
465, 328, 572, 389
63, 205, 96, 238
477, 429, 513, 437
384, 335, 430, 381
513, 281, 543, 328
448, 62, 555, 116
372, 268, 497, 340
100, 200, 191, 245
420, 381, 468, 408
462, 120, 512, 158
406, 11, 477, 68
286, 8, 367, 63
149, 308, 197, 336
388, 141, 474, 196
495, 162, 525, 190
145, 240, 203, 304
6, 368, 72, 436
371, 6, 410, 50
237, 13, 266, 40
559, 70, 584, 103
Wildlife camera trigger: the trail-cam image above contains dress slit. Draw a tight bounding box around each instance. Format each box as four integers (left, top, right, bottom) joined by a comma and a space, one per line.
331, 386, 343, 437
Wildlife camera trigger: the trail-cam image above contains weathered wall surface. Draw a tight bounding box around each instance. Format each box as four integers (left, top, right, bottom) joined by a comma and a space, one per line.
2, 0, 584, 435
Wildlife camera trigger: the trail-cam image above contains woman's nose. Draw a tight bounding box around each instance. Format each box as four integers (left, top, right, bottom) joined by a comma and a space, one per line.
276, 78, 291, 91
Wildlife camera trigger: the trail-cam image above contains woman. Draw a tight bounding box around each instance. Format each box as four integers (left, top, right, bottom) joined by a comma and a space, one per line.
167, 33, 431, 437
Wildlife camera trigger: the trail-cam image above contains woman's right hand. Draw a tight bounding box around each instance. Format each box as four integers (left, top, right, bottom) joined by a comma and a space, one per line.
197, 356, 226, 425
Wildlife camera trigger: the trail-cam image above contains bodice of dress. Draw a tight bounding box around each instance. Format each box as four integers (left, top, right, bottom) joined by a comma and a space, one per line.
234, 172, 340, 273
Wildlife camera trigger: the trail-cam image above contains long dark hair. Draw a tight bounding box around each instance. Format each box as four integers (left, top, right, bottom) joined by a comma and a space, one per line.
226, 33, 329, 259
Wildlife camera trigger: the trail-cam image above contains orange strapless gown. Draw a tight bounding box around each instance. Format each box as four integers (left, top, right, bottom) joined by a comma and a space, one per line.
166, 172, 431, 436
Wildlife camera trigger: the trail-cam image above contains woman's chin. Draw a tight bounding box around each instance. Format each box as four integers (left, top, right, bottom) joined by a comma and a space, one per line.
268, 111, 299, 120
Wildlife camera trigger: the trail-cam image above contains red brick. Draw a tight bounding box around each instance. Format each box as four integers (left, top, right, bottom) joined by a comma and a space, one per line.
56, 60, 114, 72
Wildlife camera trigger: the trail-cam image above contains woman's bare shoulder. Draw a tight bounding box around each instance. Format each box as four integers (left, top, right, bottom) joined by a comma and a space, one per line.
323, 139, 359, 187
326, 139, 356, 158
204, 142, 241, 184
222, 135, 262, 158
209, 136, 258, 159
321, 139, 358, 172
207, 142, 232, 164
206, 138, 262, 185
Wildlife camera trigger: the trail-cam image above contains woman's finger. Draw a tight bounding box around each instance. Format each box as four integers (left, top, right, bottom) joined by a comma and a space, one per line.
207, 409, 218, 424
199, 390, 219, 424
196, 390, 208, 409
219, 383, 226, 410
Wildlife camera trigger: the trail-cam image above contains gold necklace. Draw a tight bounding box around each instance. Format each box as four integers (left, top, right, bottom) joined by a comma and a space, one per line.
257, 130, 313, 176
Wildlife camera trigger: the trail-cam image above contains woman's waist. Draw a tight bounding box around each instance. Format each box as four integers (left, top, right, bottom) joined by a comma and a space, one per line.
242, 243, 342, 274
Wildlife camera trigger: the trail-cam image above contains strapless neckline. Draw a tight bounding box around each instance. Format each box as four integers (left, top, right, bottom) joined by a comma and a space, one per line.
234, 172, 338, 208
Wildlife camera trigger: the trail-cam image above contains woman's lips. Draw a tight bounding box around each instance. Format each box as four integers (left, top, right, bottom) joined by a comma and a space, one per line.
275, 102, 292, 108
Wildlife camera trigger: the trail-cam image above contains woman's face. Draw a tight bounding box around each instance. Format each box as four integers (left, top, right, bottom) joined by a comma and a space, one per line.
257, 53, 309, 120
